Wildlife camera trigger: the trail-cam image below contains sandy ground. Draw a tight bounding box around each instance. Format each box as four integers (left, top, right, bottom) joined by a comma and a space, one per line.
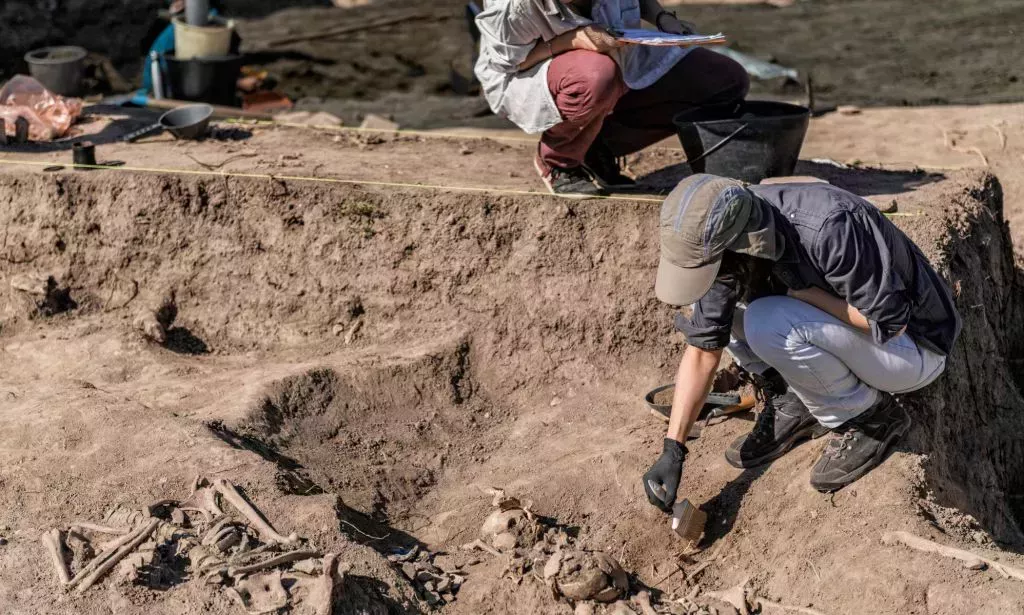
234, 0, 1023, 119
422, 103, 1024, 248
0, 1, 1023, 609
9, 100, 1023, 241
1, 113, 1024, 614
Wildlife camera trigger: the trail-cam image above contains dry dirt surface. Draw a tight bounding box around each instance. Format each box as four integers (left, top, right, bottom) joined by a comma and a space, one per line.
231, 0, 1023, 127
2, 123, 1024, 614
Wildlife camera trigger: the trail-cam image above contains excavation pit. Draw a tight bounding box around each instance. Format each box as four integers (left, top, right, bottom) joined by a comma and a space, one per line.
1, 125, 1024, 614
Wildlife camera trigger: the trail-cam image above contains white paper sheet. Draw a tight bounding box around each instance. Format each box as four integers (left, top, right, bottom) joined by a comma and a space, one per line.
610, 29, 727, 47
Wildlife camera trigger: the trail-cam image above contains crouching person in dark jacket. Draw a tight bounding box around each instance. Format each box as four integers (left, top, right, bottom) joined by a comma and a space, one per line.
643, 174, 962, 512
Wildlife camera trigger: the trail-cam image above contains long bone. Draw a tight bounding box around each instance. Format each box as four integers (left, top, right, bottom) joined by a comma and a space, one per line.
40, 529, 71, 584
213, 479, 298, 545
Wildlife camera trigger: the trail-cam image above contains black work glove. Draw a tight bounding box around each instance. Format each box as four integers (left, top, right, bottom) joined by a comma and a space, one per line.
643, 438, 687, 513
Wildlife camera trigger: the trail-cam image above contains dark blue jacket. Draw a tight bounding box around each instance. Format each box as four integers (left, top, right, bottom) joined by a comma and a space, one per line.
676, 182, 962, 356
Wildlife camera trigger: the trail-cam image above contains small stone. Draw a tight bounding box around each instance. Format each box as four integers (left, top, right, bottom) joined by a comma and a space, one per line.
451, 574, 465, 589
483, 412, 491, 419
459, 146, 473, 155
436, 576, 452, 593
10, 273, 50, 296
292, 559, 320, 575
877, 199, 899, 214
401, 563, 418, 580
575, 603, 596, 615
424, 580, 436, 592
544, 551, 563, 579
432, 554, 458, 571
360, 114, 399, 131
275, 110, 343, 127
0, 537, 7, 546
424, 590, 442, 606
837, 105, 862, 115
550, 397, 561, 407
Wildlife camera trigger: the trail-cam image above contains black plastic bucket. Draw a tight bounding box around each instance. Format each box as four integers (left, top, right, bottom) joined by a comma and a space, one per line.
164, 54, 242, 106
673, 101, 810, 184
24, 46, 87, 96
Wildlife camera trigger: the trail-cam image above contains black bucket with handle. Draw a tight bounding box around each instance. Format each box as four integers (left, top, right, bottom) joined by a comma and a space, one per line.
673, 101, 810, 184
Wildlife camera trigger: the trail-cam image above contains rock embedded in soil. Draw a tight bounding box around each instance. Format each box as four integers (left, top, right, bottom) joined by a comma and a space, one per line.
548, 549, 628, 603
6, 273, 75, 319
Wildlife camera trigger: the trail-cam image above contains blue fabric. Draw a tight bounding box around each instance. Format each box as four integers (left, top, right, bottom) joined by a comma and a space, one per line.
142, 24, 176, 94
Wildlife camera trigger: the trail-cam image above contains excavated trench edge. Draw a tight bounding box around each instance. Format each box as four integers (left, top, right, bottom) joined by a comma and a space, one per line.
0, 169, 1022, 546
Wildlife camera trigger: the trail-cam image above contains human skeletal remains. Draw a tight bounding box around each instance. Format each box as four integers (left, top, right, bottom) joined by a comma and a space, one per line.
40, 477, 341, 614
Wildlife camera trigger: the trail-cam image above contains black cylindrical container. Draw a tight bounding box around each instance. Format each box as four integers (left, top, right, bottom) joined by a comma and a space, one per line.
72, 141, 97, 169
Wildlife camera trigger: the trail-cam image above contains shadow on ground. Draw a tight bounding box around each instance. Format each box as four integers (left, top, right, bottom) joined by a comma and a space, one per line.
633, 159, 945, 199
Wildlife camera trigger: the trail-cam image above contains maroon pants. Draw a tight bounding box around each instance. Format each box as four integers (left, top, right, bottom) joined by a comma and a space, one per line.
538, 47, 750, 172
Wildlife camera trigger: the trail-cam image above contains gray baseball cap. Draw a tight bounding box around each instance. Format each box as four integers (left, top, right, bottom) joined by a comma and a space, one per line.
655, 174, 755, 306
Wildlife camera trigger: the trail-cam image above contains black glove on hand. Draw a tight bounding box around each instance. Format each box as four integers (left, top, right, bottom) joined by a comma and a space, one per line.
643, 438, 687, 513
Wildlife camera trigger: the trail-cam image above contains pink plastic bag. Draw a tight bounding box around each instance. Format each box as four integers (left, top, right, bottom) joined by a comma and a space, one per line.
0, 75, 83, 141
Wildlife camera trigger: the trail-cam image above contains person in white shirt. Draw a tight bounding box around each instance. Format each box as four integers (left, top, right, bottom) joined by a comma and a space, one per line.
475, 0, 748, 197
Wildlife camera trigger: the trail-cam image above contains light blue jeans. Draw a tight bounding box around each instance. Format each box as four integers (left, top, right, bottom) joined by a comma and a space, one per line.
727, 296, 947, 428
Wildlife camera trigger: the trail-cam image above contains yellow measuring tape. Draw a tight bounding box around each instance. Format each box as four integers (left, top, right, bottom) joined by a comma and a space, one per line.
0, 157, 667, 203
233, 118, 544, 146
0, 156, 922, 215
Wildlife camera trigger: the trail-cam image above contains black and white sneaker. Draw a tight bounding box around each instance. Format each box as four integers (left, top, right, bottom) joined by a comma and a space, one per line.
583, 137, 636, 189
534, 158, 607, 199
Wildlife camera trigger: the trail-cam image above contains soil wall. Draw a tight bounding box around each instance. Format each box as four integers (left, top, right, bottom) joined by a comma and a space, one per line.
898, 173, 1024, 545
0, 168, 1022, 545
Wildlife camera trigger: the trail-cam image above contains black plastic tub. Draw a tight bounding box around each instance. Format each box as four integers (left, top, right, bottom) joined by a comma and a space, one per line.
164, 54, 242, 107
673, 101, 810, 184
24, 46, 87, 96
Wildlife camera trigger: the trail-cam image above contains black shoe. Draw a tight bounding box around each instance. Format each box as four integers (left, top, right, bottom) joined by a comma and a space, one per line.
534, 158, 607, 199
725, 371, 829, 469
583, 138, 635, 189
810, 393, 911, 492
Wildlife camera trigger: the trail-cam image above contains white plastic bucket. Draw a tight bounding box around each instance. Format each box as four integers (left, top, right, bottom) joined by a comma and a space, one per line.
173, 17, 235, 60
